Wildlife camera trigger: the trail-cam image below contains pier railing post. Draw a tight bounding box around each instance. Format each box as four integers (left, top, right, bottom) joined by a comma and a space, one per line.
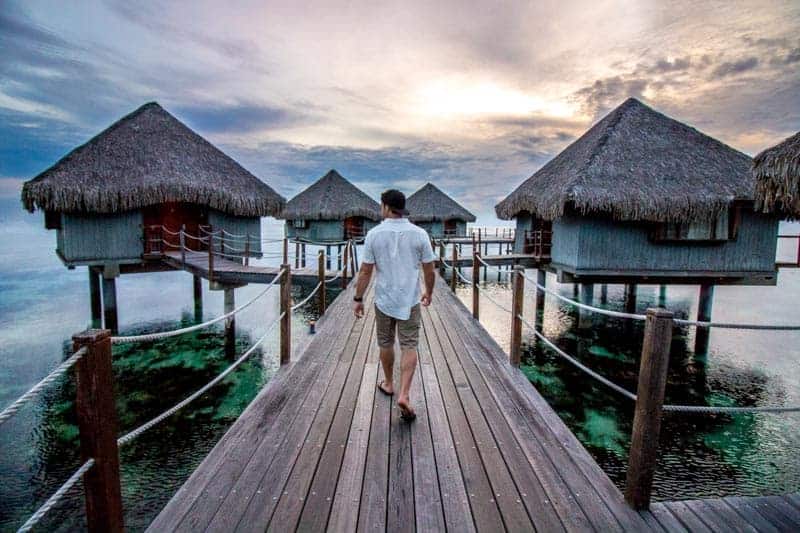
451, 243, 458, 292
180, 224, 186, 266
472, 241, 480, 320
207, 230, 215, 282
438, 241, 445, 276
318, 250, 327, 313
509, 265, 524, 366
625, 308, 674, 510
280, 263, 292, 365
244, 234, 250, 267
283, 238, 288, 265
72, 329, 124, 533
342, 241, 349, 289
295, 242, 300, 268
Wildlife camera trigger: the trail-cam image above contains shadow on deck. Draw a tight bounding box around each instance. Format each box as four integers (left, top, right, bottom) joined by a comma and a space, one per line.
148, 277, 800, 532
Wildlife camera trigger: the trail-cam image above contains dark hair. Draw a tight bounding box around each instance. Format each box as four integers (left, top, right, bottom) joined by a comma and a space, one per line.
380, 189, 407, 215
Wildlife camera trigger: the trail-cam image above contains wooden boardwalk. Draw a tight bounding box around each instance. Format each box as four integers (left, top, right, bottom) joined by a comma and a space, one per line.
149, 276, 800, 532
162, 251, 339, 284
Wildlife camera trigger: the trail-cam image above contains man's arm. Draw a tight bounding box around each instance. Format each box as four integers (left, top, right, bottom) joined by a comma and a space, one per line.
420, 261, 435, 306
353, 262, 374, 318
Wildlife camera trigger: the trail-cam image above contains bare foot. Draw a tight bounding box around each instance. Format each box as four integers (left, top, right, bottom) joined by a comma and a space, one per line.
397, 397, 416, 421
377, 381, 394, 396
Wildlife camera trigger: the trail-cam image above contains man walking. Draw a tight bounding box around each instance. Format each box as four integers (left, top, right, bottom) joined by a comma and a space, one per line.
352, 189, 436, 421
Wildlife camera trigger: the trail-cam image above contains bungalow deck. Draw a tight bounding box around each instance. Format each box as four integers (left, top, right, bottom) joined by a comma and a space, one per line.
161, 251, 340, 284
148, 276, 798, 532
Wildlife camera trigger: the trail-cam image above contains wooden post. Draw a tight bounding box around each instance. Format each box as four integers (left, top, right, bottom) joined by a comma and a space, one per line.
72, 329, 124, 533
219, 231, 225, 259
625, 308, 674, 509
208, 232, 215, 282
624, 284, 637, 313
101, 275, 118, 334
509, 265, 525, 367
534, 269, 546, 333
694, 284, 714, 356
295, 242, 300, 268
658, 285, 667, 308
578, 284, 594, 330
301, 243, 306, 268
342, 242, 349, 289
438, 241, 445, 276
337, 244, 343, 271
244, 234, 251, 267
450, 243, 458, 292
280, 263, 291, 365
89, 267, 101, 325
600, 284, 608, 304
326, 245, 331, 270
318, 250, 327, 313
796, 237, 800, 266
283, 238, 288, 265
193, 275, 203, 322
224, 287, 235, 358
472, 246, 480, 319
180, 224, 186, 266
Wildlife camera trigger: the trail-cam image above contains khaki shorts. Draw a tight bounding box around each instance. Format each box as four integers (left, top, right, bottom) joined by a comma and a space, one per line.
375, 304, 421, 349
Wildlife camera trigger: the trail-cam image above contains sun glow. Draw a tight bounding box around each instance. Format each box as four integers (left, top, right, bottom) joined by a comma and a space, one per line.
412, 79, 578, 119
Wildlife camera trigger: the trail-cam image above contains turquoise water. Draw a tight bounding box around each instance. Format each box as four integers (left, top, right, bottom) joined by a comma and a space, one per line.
456, 224, 800, 501
0, 199, 340, 531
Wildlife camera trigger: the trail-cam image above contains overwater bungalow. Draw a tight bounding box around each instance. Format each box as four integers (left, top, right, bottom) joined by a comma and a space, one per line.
21, 101, 285, 330
753, 130, 800, 219
495, 97, 780, 287
282, 169, 380, 243
406, 182, 476, 238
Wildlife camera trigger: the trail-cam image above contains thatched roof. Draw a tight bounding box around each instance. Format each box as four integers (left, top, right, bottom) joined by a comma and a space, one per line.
406, 183, 476, 222
281, 169, 381, 221
495, 98, 753, 222
21, 102, 285, 217
753, 131, 800, 219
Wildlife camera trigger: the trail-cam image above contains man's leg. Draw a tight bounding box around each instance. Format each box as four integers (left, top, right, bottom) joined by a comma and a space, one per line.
375, 305, 396, 394
396, 304, 421, 418
397, 347, 418, 412
379, 345, 396, 393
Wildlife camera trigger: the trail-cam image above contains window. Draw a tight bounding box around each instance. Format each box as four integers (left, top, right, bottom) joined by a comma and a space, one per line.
293, 219, 307, 229
652, 209, 733, 242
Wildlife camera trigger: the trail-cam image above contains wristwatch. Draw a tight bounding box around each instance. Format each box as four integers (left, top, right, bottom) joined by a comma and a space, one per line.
353, 295, 363, 302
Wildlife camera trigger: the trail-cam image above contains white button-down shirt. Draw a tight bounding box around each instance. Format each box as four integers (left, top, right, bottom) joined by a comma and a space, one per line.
362, 218, 437, 320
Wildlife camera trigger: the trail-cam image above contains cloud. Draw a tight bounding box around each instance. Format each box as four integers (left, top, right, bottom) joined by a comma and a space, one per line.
711, 57, 759, 78
572, 76, 649, 118
175, 103, 306, 134
0, 178, 24, 198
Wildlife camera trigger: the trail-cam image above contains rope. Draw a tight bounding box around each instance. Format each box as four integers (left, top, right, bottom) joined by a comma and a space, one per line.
17, 458, 95, 533
325, 272, 342, 284
160, 227, 181, 236
0, 347, 87, 427
518, 314, 638, 400
481, 291, 513, 314
291, 282, 323, 311
672, 318, 800, 330
111, 271, 284, 344
117, 312, 284, 446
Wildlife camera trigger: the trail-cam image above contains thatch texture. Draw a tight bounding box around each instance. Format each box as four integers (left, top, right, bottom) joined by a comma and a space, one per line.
22, 102, 285, 217
495, 98, 753, 222
281, 169, 381, 221
406, 183, 476, 222
753, 131, 800, 219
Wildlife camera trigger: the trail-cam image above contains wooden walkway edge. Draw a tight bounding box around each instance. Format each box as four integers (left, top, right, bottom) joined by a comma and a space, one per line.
148, 276, 800, 532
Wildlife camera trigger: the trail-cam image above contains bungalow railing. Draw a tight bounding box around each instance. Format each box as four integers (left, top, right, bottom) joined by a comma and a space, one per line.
0, 237, 360, 531
438, 250, 800, 510
523, 229, 552, 258
468, 226, 515, 239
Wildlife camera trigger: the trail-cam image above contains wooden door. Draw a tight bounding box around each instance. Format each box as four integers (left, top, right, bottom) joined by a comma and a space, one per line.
344, 217, 365, 239
142, 203, 209, 253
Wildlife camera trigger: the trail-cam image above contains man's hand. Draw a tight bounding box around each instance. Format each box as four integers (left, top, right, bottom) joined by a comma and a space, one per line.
420, 291, 432, 307
354, 301, 364, 318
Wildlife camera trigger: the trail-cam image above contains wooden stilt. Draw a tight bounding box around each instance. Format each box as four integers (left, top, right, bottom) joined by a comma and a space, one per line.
101, 275, 118, 334
337, 244, 342, 271
301, 244, 306, 268
578, 284, 594, 330
625, 308, 674, 510
534, 269, 546, 333
295, 242, 300, 269
318, 250, 326, 313
694, 284, 714, 356
451, 244, 458, 292
326, 245, 331, 270
624, 284, 637, 314
283, 238, 288, 265
509, 266, 525, 367
472, 236, 480, 320
72, 329, 124, 533
89, 267, 101, 325
658, 285, 667, 308
342, 242, 349, 289
193, 275, 203, 322
600, 284, 608, 304
280, 264, 291, 365
224, 287, 235, 358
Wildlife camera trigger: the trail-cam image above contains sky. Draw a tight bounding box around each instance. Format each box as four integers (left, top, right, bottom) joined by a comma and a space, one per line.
1, 0, 799, 222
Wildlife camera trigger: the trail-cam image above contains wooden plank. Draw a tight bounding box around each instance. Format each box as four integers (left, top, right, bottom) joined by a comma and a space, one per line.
645, 503, 688, 533
662, 501, 712, 533
785, 494, 800, 512
387, 341, 416, 533
427, 303, 566, 532
294, 308, 377, 531
751, 496, 800, 528
436, 283, 631, 531
417, 326, 476, 533
410, 331, 447, 533
638, 509, 668, 533
208, 294, 367, 532
421, 308, 510, 532
250, 300, 371, 531
720, 497, 779, 533
684, 499, 754, 532
357, 338, 393, 532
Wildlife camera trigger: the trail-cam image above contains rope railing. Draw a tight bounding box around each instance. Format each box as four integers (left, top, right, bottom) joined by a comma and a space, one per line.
117, 312, 284, 447
17, 458, 96, 533
111, 270, 284, 344
291, 283, 323, 311
475, 254, 512, 276
0, 347, 87, 427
